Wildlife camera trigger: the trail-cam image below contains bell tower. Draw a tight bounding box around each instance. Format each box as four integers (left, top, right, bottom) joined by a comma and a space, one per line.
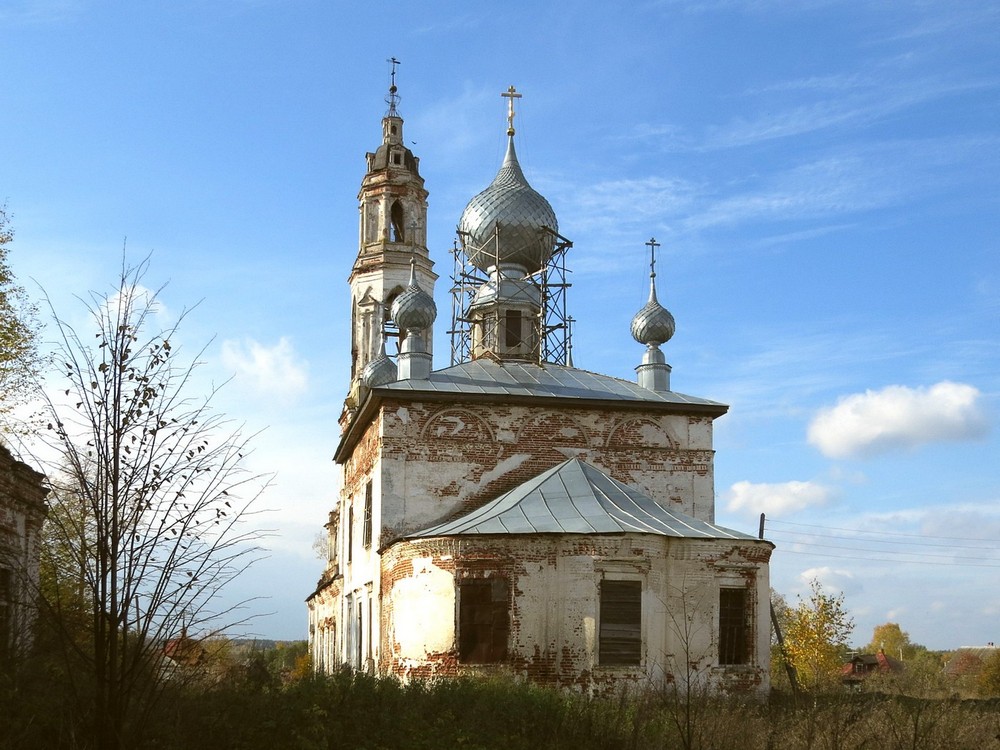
346, 60, 437, 418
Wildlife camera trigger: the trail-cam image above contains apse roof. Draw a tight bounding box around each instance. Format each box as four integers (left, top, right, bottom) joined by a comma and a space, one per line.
406, 458, 758, 540
375, 359, 726, 410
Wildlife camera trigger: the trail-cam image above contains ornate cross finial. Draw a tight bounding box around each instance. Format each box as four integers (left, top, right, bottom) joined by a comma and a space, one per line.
386, 57, 401, 115
645, 237, 660, 278
501, 85, 522, 136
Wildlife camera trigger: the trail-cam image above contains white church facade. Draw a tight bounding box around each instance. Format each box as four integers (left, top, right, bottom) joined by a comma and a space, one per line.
307, 77, 773, 696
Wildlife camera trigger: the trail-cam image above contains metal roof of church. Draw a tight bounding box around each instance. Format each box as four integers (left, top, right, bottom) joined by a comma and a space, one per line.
375, 359, 727, 410
406, 458, 757, 540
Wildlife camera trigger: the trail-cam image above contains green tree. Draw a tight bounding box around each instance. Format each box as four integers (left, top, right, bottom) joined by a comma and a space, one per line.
0, 205, 41, 430
30, 258, 270, 750
781, 579, 854, 692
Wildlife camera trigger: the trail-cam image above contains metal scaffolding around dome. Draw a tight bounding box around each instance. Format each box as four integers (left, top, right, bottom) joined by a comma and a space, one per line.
449, 224, 573, 366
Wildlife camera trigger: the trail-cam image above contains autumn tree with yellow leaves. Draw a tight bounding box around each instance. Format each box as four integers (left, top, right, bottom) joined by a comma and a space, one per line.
779, 578, 854, 692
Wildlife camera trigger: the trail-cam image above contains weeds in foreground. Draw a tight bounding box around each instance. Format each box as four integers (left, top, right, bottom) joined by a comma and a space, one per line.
3, 668, 1000, 750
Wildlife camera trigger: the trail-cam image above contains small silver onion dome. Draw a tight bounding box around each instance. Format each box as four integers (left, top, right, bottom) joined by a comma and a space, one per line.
458, 136, 557, 273
361, 340, 397, 388
391, 261, 437, 330
631, 275, 675, 346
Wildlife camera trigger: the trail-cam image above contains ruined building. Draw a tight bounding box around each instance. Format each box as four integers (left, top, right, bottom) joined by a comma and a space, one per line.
0, 444, 48, 662
307, 79, 773, 695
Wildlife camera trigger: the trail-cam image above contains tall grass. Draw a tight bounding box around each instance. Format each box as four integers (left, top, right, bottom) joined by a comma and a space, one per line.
4, 668, 1000, 749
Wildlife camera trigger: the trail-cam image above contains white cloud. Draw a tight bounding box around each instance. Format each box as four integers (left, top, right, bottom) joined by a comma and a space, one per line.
798, 566, 858, 596
808, 381, 989, 459
220, 337, 308, 403
725, 479, 832, 515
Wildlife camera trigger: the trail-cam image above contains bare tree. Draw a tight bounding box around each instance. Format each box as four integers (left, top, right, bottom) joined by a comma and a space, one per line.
30, 257, 269, 749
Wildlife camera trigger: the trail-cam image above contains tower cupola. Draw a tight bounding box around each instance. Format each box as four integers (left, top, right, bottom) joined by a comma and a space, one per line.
632, 238, 674, 392
393, 260, 436, 381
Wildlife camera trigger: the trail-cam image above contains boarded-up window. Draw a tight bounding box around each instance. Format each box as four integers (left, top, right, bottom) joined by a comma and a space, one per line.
600, 580, 641, 666
719, 588, 749, 665
459, 579, 508, 664
362, 481, 373, 548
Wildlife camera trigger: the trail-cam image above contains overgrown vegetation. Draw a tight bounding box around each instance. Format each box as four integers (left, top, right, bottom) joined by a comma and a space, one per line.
3, 661, 1000, 750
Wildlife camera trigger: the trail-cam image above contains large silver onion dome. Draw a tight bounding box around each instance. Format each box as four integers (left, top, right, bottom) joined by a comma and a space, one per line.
458, 136, 557, 273
391, 261, 437, 331
631, 276, 675, 346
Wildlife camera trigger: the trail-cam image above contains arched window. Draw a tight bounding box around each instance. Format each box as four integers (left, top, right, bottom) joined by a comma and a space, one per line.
390, 201, 404, 242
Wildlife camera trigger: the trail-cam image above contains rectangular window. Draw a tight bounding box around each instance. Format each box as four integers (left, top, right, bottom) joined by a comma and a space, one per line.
719, 588, 750, 665
347, 502, 354, 563
362, 481, 373, 549
458, 579, 509, 664
504, 310, 521, 348
599, 580, 641, 666
367, 597, 373, 663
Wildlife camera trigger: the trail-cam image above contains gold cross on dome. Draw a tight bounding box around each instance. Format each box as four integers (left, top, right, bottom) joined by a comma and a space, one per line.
501, 85, 522, 135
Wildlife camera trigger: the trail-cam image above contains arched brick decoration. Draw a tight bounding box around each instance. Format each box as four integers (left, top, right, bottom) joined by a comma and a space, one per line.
606, 417, 676, 450
422, 409, 495, 443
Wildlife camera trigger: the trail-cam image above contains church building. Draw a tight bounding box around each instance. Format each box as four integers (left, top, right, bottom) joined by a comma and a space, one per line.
307, 75, 774, 696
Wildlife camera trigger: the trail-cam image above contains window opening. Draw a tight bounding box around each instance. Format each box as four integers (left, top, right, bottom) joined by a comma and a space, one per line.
458, 579, 509, 663
362, 481, 373, 548
357, 605, 363, 669
719, 588, 750, 665
367, 598, 373, 662
347, 502, 354, 563
504, 310, 522, 348
390, 201, 405, 242
599, 580, 641, 665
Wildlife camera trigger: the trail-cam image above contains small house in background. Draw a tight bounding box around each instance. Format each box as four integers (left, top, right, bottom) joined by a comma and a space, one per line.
0, 443, 48, 662
943, 645, 997, 683
842, 650, 904, 688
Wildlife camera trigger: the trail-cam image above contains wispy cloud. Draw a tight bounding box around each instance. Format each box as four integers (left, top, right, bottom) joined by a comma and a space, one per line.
0, 0, 80, 25
726, 479, 833, 515
798, 566, 859, 596
220, 337, 308, 404
412, 12, 485, 35
807, 381, 990, 459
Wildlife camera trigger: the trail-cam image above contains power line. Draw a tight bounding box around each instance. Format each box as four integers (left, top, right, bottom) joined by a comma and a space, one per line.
775, 546, 1000, 569
766, 518, 1000, 544
765, 533, 999, 563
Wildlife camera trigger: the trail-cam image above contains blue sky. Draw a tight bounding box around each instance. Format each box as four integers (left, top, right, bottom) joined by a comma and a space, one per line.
3, 0, 998, 649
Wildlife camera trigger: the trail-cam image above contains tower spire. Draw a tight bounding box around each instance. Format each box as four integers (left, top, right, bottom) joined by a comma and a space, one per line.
386, 56, 401, 116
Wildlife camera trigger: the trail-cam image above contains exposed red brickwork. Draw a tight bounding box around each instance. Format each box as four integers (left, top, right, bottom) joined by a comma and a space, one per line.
344, 414, 381, 495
